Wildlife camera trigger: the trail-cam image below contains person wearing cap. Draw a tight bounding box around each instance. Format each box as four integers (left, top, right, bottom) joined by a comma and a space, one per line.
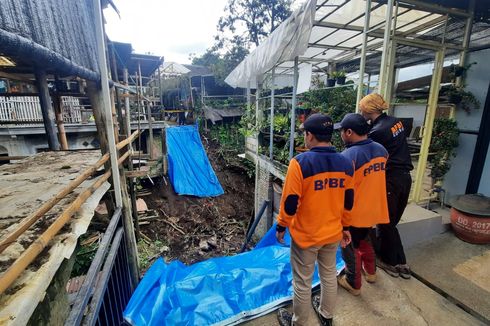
275, 113, 354, 326
358, 93, 413, 279
334, 113, 389, 295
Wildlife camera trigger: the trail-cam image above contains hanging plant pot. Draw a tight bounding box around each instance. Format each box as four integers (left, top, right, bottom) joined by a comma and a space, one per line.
326, 78, 336, 87
336, 76, 346, 85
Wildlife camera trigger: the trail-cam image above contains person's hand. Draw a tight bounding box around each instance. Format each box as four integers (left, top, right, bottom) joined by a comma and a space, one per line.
276, 230, 286, 244
340, 230, 351, 248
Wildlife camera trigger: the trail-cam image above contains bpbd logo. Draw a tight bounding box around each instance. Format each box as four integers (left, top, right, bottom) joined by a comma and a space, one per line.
363, 162, 386, 176
314, 178, 346, 190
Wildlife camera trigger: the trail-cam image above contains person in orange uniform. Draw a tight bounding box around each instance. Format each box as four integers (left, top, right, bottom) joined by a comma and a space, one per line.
275, 113, 354, 326
334, 113, 389, 296
359, 93, 413, 279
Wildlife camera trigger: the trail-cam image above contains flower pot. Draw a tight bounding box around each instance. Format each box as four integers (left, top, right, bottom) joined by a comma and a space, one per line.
336, 76, 346, 85
450, 208, 490, 244
449, 194, 490, 244
326, 78, 336, 87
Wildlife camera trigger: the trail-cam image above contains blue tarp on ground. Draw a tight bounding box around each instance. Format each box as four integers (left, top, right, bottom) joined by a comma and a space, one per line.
123, 225, 345, 325
166, 123, 224, 197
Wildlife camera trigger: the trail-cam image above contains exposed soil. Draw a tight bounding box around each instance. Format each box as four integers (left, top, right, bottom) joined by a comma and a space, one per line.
138, 133, 255, 267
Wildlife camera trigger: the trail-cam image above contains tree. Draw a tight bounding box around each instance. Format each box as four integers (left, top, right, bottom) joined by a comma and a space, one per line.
217, 0, 293, 48
190, 36, 249, 85
190, 0, 293, 85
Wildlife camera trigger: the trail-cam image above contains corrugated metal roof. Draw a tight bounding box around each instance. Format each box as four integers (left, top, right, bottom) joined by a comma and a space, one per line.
0, 0, 99, 76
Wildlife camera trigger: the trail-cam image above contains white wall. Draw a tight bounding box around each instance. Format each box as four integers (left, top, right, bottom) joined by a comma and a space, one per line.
443, 48, 490, 199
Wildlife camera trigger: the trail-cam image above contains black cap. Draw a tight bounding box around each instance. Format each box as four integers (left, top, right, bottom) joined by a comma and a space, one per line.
334, 113, 370, 135
300, 113, 333, 135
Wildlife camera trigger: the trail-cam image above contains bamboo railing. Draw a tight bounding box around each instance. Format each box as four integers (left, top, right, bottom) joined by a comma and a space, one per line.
0, 131, 139, 295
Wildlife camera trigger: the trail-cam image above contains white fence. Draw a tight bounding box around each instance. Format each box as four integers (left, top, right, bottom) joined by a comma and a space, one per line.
0, 96, 87, 124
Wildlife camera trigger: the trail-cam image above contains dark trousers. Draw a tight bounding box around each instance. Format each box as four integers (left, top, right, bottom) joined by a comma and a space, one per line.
341, 227, 375, 289
377, 171, 411, 266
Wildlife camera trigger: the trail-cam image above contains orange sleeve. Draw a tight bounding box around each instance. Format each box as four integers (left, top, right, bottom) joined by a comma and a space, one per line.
277, 159, 303, 228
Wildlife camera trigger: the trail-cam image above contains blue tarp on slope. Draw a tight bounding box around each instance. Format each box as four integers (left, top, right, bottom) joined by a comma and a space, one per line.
166, 123, 224, 197
123, 225, 345, 326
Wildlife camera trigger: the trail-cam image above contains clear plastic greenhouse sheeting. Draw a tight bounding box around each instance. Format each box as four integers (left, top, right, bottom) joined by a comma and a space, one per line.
123, 224, 345, 326
224, 0, 316, 88
166, 123, 224, 197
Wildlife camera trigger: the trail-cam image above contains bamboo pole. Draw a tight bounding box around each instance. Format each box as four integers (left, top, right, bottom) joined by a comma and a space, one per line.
0, 133, 138, 254
0, 171, 111, 295
0, 152, 110, 253
0, 150, 131, 295
116, 130, 140, 151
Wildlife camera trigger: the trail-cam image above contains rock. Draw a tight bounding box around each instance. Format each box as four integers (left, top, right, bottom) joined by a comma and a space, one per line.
199, 239, 210, 251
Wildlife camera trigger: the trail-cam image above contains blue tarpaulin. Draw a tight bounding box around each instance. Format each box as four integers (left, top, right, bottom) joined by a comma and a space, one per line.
123, 225, 345, 325
166, 123, 224, 197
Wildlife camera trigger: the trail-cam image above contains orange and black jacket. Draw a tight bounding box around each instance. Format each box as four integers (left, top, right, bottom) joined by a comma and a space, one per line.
341, 139, 389, 227
277, 146, 354, 249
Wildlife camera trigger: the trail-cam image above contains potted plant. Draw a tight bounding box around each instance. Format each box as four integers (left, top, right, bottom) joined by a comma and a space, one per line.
445, 85, 480, 112
326, 73, 336, 87
448, 62, 476, 80
429, 118, 459, 185
335, 70, 347, 85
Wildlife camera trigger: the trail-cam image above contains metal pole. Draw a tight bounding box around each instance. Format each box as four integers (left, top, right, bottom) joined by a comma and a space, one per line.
456, 0, 475, 89
269, 68, 275, 161
254, 81, 261, 214
289, 57, 299, 160
35, 68, 60, 150
93, 0, 122, 206
158, 65, 163, 109
384, 2, 399, 108
240, 200, 270, 253
412, 49, 445, 203
246, 81, 251, 111
378, 0, 394, 96
356, 0, 371, 112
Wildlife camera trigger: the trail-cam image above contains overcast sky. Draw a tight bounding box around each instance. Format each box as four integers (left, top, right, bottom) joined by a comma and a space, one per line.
104, 0, 228, 64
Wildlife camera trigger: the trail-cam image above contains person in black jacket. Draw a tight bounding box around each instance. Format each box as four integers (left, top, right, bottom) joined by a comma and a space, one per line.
359, 93, 413, 279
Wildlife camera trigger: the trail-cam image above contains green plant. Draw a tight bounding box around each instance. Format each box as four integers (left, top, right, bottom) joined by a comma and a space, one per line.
273, 114, 289, 134
428, 118, 459, 183
238, 104, 256, 137
336, 70, 346, 78
448, 62, 476, 80
72, 238, 99, 277
445, 85, 480, 112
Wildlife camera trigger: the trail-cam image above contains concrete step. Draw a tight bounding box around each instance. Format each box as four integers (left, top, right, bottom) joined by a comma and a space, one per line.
398, 203, 444, 249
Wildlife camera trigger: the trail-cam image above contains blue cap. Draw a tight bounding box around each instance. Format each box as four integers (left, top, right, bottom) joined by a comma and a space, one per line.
301, 113, 333, 135
334, 113, 370, 135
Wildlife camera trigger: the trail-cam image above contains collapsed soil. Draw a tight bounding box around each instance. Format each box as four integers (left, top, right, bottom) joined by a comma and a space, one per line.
138, 132, 254, 268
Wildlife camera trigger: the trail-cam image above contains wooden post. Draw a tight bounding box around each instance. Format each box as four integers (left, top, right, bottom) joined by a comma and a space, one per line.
147, 102, 154, 159
53, 95, 69, 150
34, 68, 60, 150
87, 81, 115, 216
93, 0, 139, 283
123, 69, 132, 139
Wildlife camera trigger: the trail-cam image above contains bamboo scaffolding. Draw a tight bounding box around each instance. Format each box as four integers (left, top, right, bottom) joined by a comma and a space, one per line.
0, 150, 131, 295
0, 171, 110, 295
0, 131, 140, 254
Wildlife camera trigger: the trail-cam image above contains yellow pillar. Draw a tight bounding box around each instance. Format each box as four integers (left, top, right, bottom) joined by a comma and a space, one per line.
412, 49, 445, 203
